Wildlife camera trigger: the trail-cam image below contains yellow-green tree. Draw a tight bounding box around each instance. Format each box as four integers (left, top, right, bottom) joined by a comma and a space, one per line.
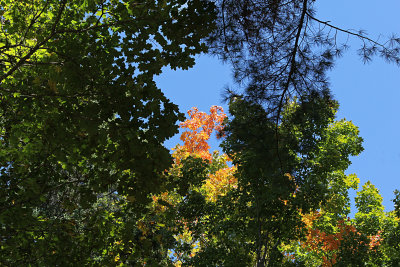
162, 92, 367, 266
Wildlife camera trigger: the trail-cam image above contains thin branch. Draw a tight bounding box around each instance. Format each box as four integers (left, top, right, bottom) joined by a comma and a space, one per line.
56, 18, 135, 34
21, 0, 50, 44
306, 11, 386, 48
274, 0, 309, 175
277, 0, 308, 122
0, 0, 67, 83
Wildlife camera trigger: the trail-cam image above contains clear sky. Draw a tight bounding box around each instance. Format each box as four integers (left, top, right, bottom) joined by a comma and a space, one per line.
155, 0, 400, 213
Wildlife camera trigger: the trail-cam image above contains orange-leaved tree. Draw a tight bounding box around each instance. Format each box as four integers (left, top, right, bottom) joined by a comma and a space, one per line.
177, 105, 225, 161
150, 106, 238, 266
173, 106, 237, 201
284, 177, 386, 266
299, 212, 381, 267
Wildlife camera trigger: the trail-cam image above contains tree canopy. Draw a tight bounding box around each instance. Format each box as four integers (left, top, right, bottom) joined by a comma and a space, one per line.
1, 0, 399, 266
0, 0, 216, 264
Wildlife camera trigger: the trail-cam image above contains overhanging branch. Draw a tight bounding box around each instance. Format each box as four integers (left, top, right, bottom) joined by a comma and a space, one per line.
306, 11, 386, 48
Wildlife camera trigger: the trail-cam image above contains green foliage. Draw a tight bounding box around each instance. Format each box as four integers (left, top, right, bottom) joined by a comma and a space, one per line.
382, 191, 400, 265
0, 0, 216, 264
286, 177, 400, 266
1, 1, 399, 265
355, 181, 385, 236
175, 92, 366, 266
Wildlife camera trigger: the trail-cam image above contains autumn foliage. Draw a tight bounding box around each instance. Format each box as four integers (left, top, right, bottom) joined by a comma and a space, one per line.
153, 106, 391, 266
300, 211, 382, 266
173, 106, 237, 201
178, 106, 226, 161
152, 106, 238, 266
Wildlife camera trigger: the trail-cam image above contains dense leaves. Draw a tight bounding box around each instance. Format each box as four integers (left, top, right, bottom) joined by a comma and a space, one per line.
161, 93, 366, 266
1, 1, 399, 265
169, 104, 399, 266
0, 0, 216, 265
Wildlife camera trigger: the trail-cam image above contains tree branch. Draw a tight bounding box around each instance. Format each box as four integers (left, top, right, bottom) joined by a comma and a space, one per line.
306, 11, 386, 48
274, 0, 309, 175
0, 0, 67, 83
277, 0, 308, 122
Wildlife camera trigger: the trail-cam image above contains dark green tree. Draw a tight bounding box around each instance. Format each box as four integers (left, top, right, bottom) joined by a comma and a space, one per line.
0, 0, 215, 264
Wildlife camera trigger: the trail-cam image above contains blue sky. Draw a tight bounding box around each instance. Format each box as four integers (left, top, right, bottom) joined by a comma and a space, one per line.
155, 0, 400, 213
